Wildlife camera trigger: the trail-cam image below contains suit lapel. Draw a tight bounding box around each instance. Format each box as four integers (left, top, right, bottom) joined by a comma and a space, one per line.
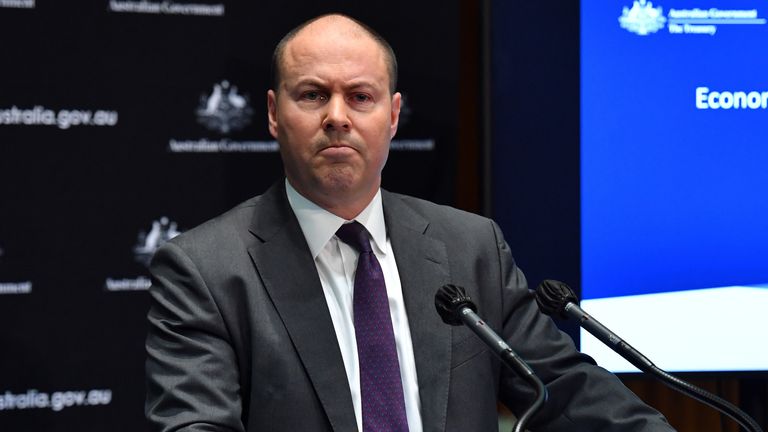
246, 183, 358, 432
383, 191, 453, 432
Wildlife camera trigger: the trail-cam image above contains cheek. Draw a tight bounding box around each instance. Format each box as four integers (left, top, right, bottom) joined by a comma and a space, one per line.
278, 103, 320, 135
362, 133, 391, 169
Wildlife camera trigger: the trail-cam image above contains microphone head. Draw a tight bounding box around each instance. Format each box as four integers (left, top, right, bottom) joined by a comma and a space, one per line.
535, 279, 578, 319
435, 284, 478, 326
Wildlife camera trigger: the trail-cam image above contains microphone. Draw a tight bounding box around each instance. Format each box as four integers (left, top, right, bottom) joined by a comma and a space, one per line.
435, 284, 547, 432
535, 279, 764, 432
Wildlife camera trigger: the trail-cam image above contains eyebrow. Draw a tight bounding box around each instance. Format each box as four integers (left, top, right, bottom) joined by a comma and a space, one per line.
292, 77, 326, 88
291, 77, 383, 92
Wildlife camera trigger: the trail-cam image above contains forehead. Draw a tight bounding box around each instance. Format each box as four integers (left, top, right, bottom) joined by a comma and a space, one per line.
281, 22, 389, 85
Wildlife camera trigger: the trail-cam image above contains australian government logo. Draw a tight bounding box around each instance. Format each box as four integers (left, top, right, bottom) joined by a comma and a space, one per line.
619, 0, 666, 35
197, 80, 252, 134
133, 216, 181, 267
619, 1, 766, 36
104, 217, 182, 292
0, 245, 33, 296
108, 1, 224, 16
169, 80, 278, 153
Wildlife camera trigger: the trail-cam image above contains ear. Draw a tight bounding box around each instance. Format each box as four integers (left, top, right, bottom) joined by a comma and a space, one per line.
389, 92, 402, 139
267, 89, 278, 139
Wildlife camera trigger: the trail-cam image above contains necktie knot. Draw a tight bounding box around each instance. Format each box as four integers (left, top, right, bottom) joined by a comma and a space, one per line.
336, 221, 372, 253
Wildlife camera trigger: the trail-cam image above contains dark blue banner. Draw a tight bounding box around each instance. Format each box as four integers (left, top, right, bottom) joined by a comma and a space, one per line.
582, 0, 768, 300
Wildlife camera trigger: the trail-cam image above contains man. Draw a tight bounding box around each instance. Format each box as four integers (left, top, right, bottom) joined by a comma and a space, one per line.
145, 13, 676, 432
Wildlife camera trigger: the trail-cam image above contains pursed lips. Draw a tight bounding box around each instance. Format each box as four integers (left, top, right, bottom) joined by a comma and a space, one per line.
317, 143, 358, 158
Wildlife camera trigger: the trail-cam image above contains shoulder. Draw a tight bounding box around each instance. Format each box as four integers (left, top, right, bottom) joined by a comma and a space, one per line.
382, 190, 502, 241
164, 182, 287, 261
170, 197, 258, 249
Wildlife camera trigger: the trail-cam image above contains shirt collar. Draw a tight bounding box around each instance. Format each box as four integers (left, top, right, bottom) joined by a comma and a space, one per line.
285, 179, 387, 259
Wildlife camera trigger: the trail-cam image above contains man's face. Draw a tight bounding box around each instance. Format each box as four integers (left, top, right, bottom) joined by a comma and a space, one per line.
267, 20, 401, 214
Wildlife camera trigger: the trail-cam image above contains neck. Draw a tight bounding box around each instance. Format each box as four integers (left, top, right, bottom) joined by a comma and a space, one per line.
286, 179, 378, 221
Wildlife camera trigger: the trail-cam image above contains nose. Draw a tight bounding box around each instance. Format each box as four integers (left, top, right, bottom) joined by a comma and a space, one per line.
322, 95, 350, 132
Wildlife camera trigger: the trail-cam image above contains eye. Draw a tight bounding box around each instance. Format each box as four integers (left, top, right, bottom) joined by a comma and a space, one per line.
301, 91, 326, 102
351, 93, 373, 104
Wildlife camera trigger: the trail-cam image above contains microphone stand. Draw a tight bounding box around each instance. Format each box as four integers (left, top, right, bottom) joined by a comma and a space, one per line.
537, 279, 764, 432
436, 284, 547, 432
565, 301, 763, 432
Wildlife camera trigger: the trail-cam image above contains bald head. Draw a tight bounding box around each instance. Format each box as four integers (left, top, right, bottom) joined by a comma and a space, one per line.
271, 14, 398, 94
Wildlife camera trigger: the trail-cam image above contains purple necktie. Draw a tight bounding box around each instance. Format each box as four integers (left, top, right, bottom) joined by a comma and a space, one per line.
336, 221, 409, 432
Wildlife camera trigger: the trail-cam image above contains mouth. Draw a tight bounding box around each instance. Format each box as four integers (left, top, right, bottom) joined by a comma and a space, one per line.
326, 140, 352, 148
318, 139, 355, 151
318, 142, 357, 159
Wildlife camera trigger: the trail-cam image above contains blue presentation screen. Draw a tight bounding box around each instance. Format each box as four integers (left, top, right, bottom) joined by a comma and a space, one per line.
581, 0, 768, 373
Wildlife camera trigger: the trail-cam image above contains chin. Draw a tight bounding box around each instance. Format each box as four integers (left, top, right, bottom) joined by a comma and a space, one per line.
319, 173, 358, 193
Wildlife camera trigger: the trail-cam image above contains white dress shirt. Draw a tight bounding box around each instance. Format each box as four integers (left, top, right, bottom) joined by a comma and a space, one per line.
285, 179, 423, 432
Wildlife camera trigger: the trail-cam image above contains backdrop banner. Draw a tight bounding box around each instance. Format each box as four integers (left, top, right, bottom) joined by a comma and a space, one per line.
0, 2, 459, 430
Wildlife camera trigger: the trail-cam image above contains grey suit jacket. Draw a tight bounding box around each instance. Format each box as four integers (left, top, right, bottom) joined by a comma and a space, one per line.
145, 182, 675, 432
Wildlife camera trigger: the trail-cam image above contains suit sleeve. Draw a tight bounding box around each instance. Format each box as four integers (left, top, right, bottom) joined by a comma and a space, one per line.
145, 241, 244, 432
489, 221, 677, 432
